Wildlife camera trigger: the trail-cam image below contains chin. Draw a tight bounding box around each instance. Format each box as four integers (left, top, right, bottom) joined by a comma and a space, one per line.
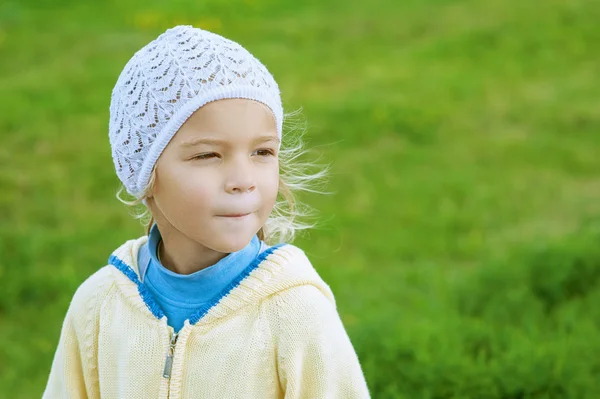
208, 232, 256, 254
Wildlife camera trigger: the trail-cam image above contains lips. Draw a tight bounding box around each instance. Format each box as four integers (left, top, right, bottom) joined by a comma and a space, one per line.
218, 212, 252, 218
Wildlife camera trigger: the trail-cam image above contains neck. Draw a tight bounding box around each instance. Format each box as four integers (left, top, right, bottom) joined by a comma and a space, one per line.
157, 227, 228, 275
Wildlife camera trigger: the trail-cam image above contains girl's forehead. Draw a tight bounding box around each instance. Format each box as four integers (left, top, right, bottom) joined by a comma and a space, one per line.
178, 99, 277, 137
177, 133, 280, 149
170, 99, 278, 148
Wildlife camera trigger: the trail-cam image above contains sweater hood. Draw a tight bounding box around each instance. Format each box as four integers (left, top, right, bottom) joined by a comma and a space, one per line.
106, 236, 336, 327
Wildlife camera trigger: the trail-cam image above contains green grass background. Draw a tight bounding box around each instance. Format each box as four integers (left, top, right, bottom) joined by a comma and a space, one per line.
1, 0, 600, 397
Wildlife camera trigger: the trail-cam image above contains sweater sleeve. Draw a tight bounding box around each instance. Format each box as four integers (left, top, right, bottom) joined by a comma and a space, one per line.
268, 285, 371, 399
42, 267, 110, 399
42, 301, 88, 398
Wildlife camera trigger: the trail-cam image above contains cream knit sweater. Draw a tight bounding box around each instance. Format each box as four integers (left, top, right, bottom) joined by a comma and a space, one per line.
43, 236, 370, 398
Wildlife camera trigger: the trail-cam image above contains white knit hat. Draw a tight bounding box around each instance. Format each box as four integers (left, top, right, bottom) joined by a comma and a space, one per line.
109, 25, 284, 198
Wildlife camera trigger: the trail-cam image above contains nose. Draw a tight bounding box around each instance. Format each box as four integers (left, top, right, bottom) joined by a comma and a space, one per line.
224, 158, 256, 194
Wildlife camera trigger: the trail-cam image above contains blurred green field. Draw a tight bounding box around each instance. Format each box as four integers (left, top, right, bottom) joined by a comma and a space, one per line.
1, 0, 600, 397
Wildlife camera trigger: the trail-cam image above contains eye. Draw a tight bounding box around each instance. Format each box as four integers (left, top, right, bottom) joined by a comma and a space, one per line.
253, 149, 276, 157
192, 152, 219, 160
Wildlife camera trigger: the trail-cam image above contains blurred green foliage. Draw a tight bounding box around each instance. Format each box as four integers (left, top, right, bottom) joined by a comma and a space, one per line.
1, 0, 600, 397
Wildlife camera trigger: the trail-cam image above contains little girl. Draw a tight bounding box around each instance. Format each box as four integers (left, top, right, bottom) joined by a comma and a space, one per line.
43, 25, 370, 398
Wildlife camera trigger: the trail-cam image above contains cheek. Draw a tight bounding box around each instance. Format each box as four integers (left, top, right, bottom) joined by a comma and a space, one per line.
261, 169, 280, 208
158, 167, 215, 214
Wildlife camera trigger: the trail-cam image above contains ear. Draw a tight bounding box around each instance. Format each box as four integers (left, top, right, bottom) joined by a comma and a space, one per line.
143, 184, 155, 201
145, 167, 158, 199
142, 195, 154, 210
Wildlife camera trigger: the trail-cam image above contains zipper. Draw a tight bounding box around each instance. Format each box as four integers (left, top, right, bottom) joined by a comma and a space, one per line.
162, 330, 179, 379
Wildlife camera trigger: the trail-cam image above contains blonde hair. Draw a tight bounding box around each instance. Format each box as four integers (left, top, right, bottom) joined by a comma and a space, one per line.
116, 107, 329, 245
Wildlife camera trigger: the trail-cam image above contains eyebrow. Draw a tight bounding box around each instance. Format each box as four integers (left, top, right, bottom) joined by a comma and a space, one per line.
179, 135, 280, 148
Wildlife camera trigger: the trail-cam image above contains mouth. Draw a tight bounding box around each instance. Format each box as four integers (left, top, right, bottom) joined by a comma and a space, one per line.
217, 212, 252, 218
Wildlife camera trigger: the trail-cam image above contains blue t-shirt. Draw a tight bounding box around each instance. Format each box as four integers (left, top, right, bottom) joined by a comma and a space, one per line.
137, 224, 268, 332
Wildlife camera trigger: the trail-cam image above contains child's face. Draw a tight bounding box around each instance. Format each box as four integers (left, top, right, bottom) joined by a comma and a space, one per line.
148, 98, 280, 253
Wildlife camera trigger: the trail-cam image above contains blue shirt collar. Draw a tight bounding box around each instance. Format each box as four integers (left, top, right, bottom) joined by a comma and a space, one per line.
143, 223, 261, 304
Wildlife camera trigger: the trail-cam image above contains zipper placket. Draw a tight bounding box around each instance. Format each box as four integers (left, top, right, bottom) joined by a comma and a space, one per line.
162, 329, 179, 379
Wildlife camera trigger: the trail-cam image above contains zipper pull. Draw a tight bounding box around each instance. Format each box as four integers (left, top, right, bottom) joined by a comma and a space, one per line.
162, 331, 179, 379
